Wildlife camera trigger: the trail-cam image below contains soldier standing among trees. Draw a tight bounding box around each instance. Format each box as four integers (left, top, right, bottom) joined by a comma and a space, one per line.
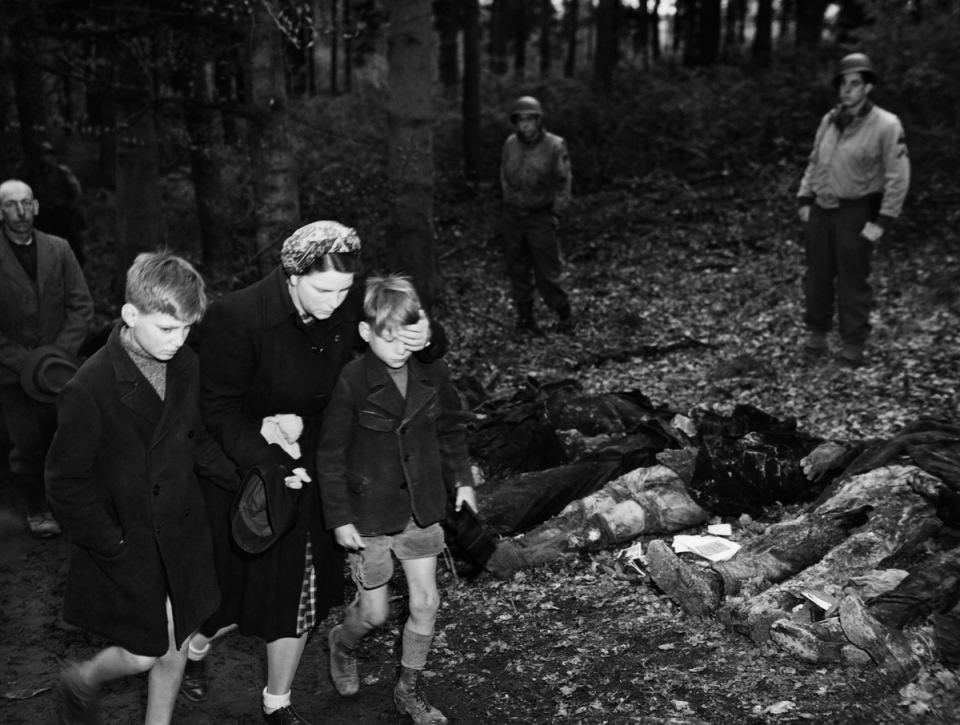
500, 96, 573, 336
797, 53, 910, 368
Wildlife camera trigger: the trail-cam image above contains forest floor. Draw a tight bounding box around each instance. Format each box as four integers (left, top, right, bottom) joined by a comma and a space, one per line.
2, 166, 960, 724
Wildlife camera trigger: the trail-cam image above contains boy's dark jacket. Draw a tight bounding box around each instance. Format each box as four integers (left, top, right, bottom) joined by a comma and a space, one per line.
45, 326, 238, 656
316, 351, 474, 535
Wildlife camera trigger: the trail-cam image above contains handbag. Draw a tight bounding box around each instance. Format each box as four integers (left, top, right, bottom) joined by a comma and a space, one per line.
440, 496, 497, 570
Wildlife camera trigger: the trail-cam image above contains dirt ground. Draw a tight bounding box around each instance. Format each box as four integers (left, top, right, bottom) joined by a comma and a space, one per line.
3, 422, 959, 725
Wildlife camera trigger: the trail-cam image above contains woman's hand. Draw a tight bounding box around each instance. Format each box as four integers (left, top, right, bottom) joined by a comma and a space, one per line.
284, 467, 311, 490
455, 486, 477, 514
334, 523, 366, 550
396, 310, 431, 352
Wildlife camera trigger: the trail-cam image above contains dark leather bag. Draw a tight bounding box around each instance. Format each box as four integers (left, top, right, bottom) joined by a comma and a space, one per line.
441, 497, 497, 569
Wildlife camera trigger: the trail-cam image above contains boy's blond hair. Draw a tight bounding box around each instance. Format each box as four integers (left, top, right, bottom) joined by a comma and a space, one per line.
125, 251, 208, 323
363, 274, 421, 336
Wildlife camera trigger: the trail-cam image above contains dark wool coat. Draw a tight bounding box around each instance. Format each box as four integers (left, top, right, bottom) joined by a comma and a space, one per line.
317, 352, 474, 535
0, 230, 92, 383
45, 326, 238, 656
196, 266, 361, 640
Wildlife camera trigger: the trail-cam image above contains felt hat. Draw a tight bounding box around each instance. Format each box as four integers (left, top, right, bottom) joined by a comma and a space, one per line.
230, 464, 299, 554
20, 345, 81, 403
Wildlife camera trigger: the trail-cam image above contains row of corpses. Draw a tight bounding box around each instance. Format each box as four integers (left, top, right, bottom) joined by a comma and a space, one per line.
459, 378, 960, 688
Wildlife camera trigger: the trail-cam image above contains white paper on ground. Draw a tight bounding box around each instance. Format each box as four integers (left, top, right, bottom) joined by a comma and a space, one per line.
707, 523, 733, 537
672, 535, 741, 562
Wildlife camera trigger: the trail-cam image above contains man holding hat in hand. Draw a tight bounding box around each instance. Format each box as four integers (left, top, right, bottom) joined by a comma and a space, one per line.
797, 53, 910, 368
0, 178, 92, 537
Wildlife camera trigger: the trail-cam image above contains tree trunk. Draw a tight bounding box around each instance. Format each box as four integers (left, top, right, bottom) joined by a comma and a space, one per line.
538, 0, 553, 78
511, 0, 530, 78
752, 0, 773, 65
312, 0, 335, 95
489, 0, 508, 75
342, 0, 353, 93
563, 0, 578, 78
384, 0, 438, 306
795, 0, 827, 48
779, 0, 794, 40
650, 0, 661, 60
435, 0, 460, 98
215, 56, 240, 145
330, 0, 340, 94
244, 3, 301, 277
113, 2, 167, 299
0, 15, 14, 177
593, 0, 619, 90
183, 58, 230, 269
696, 0, 721, 65
9, 3, 46, 179
462, 0, 481, 183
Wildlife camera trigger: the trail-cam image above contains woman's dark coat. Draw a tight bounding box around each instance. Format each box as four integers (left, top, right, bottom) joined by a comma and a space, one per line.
45, 327, 237, 657
197, 267, 361, 640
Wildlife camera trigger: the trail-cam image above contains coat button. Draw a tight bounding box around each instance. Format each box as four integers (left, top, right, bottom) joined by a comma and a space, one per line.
400, 482, 408, 489
153, 485, 160, 496
404, 454, 411, 462
187, 430, 195, 439
185, 508, 190, 516
311, 345, 324, 354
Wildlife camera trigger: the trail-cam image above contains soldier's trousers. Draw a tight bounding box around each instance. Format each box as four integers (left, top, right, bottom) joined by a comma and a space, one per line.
501, 205, 568, 311
803, 199, 874, 347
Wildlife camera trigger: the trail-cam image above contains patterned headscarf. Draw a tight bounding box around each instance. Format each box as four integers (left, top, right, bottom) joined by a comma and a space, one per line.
280, 221, 361, 276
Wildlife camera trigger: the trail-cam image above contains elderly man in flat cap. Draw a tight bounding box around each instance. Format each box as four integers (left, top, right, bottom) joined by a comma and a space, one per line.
0, 178, 92, 537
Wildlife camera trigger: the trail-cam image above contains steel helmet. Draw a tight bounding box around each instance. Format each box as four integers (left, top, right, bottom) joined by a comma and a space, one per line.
834, 53, 877, 86
509, 96, 543, 123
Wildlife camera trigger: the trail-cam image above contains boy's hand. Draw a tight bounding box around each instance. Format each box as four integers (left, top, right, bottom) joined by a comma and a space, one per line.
284, 467, 311, 489
396, 310, 431, 352
455, 486, 477, 514
335, 523, 365, 550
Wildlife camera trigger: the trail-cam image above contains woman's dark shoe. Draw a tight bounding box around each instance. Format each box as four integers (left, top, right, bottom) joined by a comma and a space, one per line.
261, 704, 314, 725
179, 658, 209, 702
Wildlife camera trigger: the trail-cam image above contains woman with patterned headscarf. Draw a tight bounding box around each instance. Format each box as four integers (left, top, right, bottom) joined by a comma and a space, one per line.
185, 222, 443, 724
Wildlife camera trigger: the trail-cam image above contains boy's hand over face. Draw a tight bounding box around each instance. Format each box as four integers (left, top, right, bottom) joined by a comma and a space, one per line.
455, 486, 477, 514
335, 523, 366, 550
397, 310, 431, 352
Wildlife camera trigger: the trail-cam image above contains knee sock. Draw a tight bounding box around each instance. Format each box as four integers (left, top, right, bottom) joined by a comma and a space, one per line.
338, 602, 373, 651
400, 624, 434, 671
262, 687, 290, 714
187, 642, 210, 662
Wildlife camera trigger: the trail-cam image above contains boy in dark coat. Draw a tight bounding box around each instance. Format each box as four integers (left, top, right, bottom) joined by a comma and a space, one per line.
317, 274, 475, 725
46, 252, 238, 725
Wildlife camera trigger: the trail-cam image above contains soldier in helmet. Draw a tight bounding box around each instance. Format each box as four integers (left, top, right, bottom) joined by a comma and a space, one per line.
797, 53, 910, 368
500, 96, 573, 336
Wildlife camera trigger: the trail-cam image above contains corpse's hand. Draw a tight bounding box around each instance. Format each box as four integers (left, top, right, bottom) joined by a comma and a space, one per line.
455, 486, 477, 514
861, 221, 884, 242
284, 467, 311, 490
335, 523, 366, 550
396, 310, 431, 352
